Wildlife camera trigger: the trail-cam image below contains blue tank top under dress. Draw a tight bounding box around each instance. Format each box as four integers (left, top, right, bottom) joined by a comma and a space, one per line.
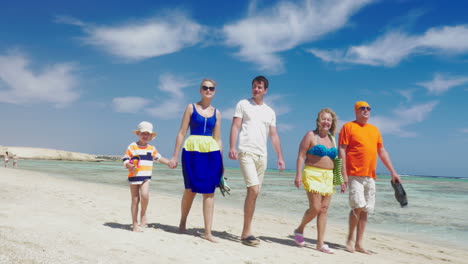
181, 104, 223, 193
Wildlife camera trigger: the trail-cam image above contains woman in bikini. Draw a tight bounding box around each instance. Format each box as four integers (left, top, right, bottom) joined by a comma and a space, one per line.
168, 78, 223, 243
293, 108, 338, 254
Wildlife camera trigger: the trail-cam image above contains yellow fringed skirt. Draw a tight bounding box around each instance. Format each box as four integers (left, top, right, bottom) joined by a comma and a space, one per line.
302, 165, 335, 195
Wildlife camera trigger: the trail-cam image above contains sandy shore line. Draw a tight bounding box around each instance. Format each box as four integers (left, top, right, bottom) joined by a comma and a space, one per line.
0, 167, 465, 264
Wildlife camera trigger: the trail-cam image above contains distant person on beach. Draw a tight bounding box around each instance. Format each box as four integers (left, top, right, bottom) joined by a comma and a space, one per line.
339, 101, 401, 254
229, 75, 285, 246
123, 121, 170, 232
168, 78, 223, 243
4, 152, 9, 168
13, 155, 18, 168
293, 108, 340, 254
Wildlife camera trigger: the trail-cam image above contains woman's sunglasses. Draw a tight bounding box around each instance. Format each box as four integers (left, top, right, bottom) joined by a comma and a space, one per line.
202, 86, 215, 91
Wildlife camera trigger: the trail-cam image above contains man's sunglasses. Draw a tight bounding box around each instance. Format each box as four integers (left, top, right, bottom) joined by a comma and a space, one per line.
202, 86, 215, 91
359, 106, 371, 111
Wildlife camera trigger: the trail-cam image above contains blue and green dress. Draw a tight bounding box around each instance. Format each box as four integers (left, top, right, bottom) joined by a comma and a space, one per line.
182, 104, 223, 193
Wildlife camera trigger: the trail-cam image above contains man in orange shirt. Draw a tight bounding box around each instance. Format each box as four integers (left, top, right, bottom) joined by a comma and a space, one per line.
338, 101, 401, 254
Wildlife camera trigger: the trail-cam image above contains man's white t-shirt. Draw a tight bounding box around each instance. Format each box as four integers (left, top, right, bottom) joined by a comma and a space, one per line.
233, 98, 276, 157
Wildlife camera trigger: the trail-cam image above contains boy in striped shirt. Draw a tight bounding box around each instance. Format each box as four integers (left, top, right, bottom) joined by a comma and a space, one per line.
123, 121, 170, 232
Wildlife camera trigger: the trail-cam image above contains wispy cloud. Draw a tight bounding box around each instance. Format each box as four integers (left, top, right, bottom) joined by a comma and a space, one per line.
416, 73, 468, 95
223, 0, 373, 73
146, 73, 193, 119
0, 51, 79, 107
264, 94, 291, 116
112, 73, 192, 118
460, 128, 468, 134
372, 101, 438, 137
220, 106, 236, 120
112, 97, 151, 113
57, 13, 206, 61
397, 89, 415, 102
308, 25, 468, 66
278, 123, 294, 132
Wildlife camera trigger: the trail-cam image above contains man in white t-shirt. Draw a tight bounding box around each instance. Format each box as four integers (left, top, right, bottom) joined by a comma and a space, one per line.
229, 75, 285, 246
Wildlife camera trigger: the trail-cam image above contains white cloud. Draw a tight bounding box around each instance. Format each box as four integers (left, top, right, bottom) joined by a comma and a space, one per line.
156, 73, 191, 98
264, 94, 291, 116
59, 13, 206, 61
111, 73, 192, 118
371, 101, 438, 137
223, 0, 373, 73
146, 99, 185, 119
308, 25, 468, 66
112, 97, 151, 113
145, 73, 192, 119
416, 73, 468, 95
278, 123, 294, 132
220, 106, 236, 120
55, 15, 85, 27
0, 52, 79, 107
397, 89, 415, 102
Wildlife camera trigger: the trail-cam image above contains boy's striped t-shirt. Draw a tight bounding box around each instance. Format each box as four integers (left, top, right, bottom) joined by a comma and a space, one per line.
122, 142, 161, 184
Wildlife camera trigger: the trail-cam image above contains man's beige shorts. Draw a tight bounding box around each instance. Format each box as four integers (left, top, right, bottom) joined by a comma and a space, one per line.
348, 176, 376, 213
238, 152, 267, 187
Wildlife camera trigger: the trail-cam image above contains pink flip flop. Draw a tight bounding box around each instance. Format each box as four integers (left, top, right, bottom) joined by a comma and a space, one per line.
317, 244, 334, 254
294, 231, 305, 247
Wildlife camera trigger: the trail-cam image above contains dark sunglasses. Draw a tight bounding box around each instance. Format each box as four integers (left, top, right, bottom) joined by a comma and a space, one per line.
359, 106, 371, 111
202, 86, 215, 91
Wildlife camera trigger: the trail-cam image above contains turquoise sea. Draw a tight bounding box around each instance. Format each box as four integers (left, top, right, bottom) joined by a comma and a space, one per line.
17, 159, 468, 247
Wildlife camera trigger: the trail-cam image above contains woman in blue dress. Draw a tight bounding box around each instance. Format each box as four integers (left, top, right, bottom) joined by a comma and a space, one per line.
169, 78, 223, 242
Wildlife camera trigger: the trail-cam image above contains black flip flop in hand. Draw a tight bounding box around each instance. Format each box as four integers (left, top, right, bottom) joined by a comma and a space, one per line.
391, 180, 408, 207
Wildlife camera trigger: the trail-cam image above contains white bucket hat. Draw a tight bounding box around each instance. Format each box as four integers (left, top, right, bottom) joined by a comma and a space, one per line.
133, 121, 157, 137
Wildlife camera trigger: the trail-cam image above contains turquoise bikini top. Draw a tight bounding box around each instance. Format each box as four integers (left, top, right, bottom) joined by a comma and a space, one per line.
307, 133, 337, 159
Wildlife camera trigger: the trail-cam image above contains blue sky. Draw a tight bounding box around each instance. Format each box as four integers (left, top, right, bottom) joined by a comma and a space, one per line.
1, 0, 467, 177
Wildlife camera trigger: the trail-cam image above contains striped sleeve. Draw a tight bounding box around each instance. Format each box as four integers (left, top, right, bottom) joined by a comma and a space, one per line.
122, 143, 134, 166
154, 151, 162, 163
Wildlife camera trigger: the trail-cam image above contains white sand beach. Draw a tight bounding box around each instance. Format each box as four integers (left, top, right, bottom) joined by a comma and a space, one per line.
0, 166, 466, 264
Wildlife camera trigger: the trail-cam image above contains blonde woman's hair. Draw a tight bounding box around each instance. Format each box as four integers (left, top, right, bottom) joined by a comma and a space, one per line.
200, 78, 216, 89
315, 108, 338, 135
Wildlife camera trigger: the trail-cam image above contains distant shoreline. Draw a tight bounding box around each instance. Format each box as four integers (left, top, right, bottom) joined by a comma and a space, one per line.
1, 146, 100, 162
2, 146, 462, 179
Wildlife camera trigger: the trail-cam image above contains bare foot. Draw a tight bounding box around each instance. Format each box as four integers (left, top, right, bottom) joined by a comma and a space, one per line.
179, 224, 187, 234
132, 225, 143, 232
345, 240, 355, 253
204, 235, 219, 243
140, 216, 148, 227
355, 246, 372, 255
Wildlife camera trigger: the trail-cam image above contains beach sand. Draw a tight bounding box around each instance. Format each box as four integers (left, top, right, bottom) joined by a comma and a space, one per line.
0, 167, 466, 264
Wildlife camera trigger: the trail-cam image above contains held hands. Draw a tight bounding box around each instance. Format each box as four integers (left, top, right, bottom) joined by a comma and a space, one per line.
168, 157, 178, 169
